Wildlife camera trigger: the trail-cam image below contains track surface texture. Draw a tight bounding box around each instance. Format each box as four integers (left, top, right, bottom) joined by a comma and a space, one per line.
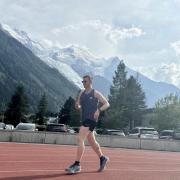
0, 142, 180, 180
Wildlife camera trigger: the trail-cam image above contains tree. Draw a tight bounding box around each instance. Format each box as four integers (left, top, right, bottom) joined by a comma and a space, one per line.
4, 85, 29, 126
108, 61, 127, 105
106, 61, 147, 130
58, 96, 80, 127
0, 101, 6, 122
151, 94, 180, 131
125, 76, 147, 129
106, 61, 128, 129
36, 93, 48, 125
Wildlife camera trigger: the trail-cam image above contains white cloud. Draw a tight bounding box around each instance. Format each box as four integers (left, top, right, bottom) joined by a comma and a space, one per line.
171, 41, 180, 57
51, 20, 145, 45
106, 27, 145, 44
136, 62, 180, 88
42, 39, 54, 48
1, 0, 180, 84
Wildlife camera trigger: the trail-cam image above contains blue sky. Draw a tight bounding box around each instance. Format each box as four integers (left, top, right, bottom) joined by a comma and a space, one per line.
1, 0, 180, 86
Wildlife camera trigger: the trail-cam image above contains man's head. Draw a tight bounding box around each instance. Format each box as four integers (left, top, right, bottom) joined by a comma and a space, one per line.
82, 75, 93, 88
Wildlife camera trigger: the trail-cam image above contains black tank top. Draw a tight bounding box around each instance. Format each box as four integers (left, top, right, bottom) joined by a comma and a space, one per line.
80, 89, 98, 121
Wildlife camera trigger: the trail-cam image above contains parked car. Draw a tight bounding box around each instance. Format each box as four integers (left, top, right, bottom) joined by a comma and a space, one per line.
15, 123, 38, 131
96, 129, 125, 136
0, 122, 6, 130
106, 129, 125, 136
140, 129, 159, 139
129, 127, 159, 139
159, 130, 174, 139
67, 127, 76, 134
173, 129, 180, 140
128, 127, 143, 138
5, 124, 14, 130
36, 124, 46, 131
46, 123, 67, 132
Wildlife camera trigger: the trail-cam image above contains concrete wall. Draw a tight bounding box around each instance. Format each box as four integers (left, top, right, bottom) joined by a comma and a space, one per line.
45, 132, 77, 145
0, 130, 11, 142
1, 130, 180, 152
11, 131, 45, 144
96, 135, 140, 149
140, 138, 180, 152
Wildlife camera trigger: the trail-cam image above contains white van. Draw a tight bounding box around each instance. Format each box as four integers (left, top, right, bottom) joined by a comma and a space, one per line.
129, 127, 159, 139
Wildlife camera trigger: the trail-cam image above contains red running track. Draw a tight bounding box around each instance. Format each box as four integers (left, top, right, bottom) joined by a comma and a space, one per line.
0, 142, 180, 180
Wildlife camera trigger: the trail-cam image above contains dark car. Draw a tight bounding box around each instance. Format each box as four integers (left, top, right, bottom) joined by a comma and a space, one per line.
173, 129, 180, 140
159, 130, 174, 139
46, 123, 67, 132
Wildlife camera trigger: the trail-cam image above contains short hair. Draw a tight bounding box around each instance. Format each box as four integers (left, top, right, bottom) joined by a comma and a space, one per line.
83, 75, 93, 83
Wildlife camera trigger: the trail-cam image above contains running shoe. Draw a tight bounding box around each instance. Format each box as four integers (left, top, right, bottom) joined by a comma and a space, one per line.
98, 156, 109, 172
65, 164, 81, 174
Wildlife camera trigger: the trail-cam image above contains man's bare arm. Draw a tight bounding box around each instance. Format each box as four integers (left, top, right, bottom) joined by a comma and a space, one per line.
95, 91, 110, 111
75, 90, 84, 110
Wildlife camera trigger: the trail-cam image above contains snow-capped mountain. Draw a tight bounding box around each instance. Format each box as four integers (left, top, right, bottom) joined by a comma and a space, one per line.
0, 26, 78, 112
0, 23, 83, 88
2, 23, 180, 107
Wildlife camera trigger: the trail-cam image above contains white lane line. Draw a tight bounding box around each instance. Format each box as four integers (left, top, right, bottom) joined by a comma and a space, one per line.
1, 160, 180, 166
0, 169, 180, 173
1, 155, 179, 163
0, 169, 65, 173
0, 160, 180, 166
1, 153, 179, 162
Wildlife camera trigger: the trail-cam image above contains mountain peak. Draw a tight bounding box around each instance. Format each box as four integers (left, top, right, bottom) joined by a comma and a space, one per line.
0, 23, 45, 54
60, 45, 98, 62
1, 23, 27, 41
2, 23, 180, 107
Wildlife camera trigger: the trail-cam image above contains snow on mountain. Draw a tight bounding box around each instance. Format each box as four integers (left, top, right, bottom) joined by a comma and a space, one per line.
40, 56, 83, 88
49, 45, 113, 77
0, 23, 113, 78
1, 23, 44, 55
2, 23, 180, 107
136, 63, 180, 89
0, 23, 83, 88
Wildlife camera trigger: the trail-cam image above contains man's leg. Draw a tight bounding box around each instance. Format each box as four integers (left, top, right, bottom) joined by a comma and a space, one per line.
87, 131, 103, 158
87, 131, 109, 172
66, 126, 90, 173
76, 126, 90, 161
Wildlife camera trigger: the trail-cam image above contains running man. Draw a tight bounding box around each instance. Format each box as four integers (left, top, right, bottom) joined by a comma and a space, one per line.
65, 75, 110, 174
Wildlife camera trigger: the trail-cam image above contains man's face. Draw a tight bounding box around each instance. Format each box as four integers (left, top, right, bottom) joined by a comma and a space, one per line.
82, 77, 91, 88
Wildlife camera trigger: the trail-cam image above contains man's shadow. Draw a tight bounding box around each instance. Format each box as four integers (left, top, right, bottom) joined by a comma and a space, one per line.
0, 173, 67, 180
0, 170, 99, 180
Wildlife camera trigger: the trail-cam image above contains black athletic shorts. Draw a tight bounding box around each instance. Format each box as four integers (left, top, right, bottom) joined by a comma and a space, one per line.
82, 119, 97, 132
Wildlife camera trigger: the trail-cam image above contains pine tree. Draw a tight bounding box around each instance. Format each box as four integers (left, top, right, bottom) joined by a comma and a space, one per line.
58, 96, 80, 126
58, 97, 72, 125
106, 61, 147, 130
36, 93, 48, 125
109, 61, 127, 105
69, 99, 81, 127
125, 76, 147, 129
106, 61, 128, 129
4, 85, 29, 126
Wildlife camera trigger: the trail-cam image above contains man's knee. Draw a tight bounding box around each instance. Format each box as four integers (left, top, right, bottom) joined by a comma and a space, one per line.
90, 139, 100, 150
77, 135, 85, 147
